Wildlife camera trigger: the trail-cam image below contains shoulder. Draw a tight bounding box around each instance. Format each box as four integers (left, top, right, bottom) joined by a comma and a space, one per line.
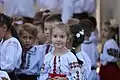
104, 39, 119, 49
7, 37, 20, 45
30, 45, 44, 54
4, 37, 21, 49
65, 51, 78, 62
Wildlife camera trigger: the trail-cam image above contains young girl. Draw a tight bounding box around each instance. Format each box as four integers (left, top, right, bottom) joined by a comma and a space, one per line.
16, 23, 45, 80
69, 24, 92, 80
99, 20, 120, 80
0, 71, 10, 80
0, 13, 22, 80
43, 15, 62, 55
80, 20, 99, 80
38, 22, 84, 80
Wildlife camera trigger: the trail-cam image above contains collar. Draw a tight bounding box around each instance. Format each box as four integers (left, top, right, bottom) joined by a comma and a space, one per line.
83, 40, 92, 44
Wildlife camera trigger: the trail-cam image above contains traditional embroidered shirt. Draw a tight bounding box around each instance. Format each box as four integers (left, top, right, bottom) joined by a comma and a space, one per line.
38, 51, 85, 80
0, 37, 22, 72
100, 39, 120, 65
76, 50, 91, 79
16, 45, 45, 75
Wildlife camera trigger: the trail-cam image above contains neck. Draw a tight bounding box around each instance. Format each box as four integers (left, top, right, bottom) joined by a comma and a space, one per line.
75, 45, 81, 53
84, 36, 89, 41
4, 33, 12, 40
54, 47, 68, 56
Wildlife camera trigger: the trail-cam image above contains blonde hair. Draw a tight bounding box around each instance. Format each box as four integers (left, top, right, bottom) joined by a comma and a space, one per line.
19, 23, 38, 38
104, 20, 119, 39
51, 22, 71, 39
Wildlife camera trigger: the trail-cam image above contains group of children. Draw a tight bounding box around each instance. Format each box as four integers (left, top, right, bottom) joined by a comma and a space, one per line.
0, 11, 119, 80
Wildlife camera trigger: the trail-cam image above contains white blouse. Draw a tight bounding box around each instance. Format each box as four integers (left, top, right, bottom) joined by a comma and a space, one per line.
38, 51, 85, 80
76, 50, 91, 79
0, 37, 22, 72
100, 39, 120, 65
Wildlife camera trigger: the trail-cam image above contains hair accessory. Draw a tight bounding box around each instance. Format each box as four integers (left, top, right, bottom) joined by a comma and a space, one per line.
76, 29, 84, 38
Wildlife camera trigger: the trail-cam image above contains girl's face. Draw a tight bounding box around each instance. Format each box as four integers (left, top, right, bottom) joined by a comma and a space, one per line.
0, 24, 7, 39
44, 23, 52, 43
102, 26, 109, 39
52, 27, 67, 49
20, 31, 35, 49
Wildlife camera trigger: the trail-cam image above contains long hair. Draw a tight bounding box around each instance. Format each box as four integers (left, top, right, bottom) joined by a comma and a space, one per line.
0, 13, 21, 43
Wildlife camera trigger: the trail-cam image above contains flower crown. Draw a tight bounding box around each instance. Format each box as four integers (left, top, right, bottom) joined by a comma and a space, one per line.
76, 29, 84, 38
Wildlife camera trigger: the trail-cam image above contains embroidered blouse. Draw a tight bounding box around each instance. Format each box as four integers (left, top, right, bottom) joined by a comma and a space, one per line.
38, 51, 85, 80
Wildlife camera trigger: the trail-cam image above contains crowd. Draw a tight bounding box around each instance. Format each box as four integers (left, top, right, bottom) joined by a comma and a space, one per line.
0, 0, 120, 80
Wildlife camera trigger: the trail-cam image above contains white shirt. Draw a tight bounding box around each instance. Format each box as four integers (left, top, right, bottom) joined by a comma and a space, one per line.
83, 0, 96, 13
38, 51, 84, 80
0, 37, 22, 72
89, 31, 99, 46
76, 50, 91, 79
16, 45, 45, 75
4, 0, 35, 17
81, 40, 99, 66
100, 39, 119, 65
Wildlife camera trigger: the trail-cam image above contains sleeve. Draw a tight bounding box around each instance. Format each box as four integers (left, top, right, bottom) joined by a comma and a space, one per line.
0, 71, 10, 80
38, 54, 50, 80
38, 45, 46, 73
94, 44, 99, 61
81, 52, 91, 79
100, 40, 119, 65
1, 43, 18, 71
68, 54, 85, 80
62, 0, 75, 23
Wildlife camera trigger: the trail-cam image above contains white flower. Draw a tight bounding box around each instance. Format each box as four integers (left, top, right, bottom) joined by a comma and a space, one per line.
79, 30, 84, 35
76, 33, 80, 38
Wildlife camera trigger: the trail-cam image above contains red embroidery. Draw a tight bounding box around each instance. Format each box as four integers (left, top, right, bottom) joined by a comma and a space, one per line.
53, 56, 56, 74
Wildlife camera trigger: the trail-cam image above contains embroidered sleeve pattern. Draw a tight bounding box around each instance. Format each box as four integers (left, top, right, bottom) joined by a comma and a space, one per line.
69, 62, 85, 80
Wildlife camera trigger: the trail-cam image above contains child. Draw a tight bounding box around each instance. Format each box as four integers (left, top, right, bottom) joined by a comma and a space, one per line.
43, 14, 62, 55
69, 24, 91, 79
99, 20, 120, 80
34, 21, 45, 45
88, 16, 99, 46
0, 13, 22, 80
0, 71, 10, 80
80, 20, 100, 80
16, 23, 45, 80
38, 22, 84, 80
